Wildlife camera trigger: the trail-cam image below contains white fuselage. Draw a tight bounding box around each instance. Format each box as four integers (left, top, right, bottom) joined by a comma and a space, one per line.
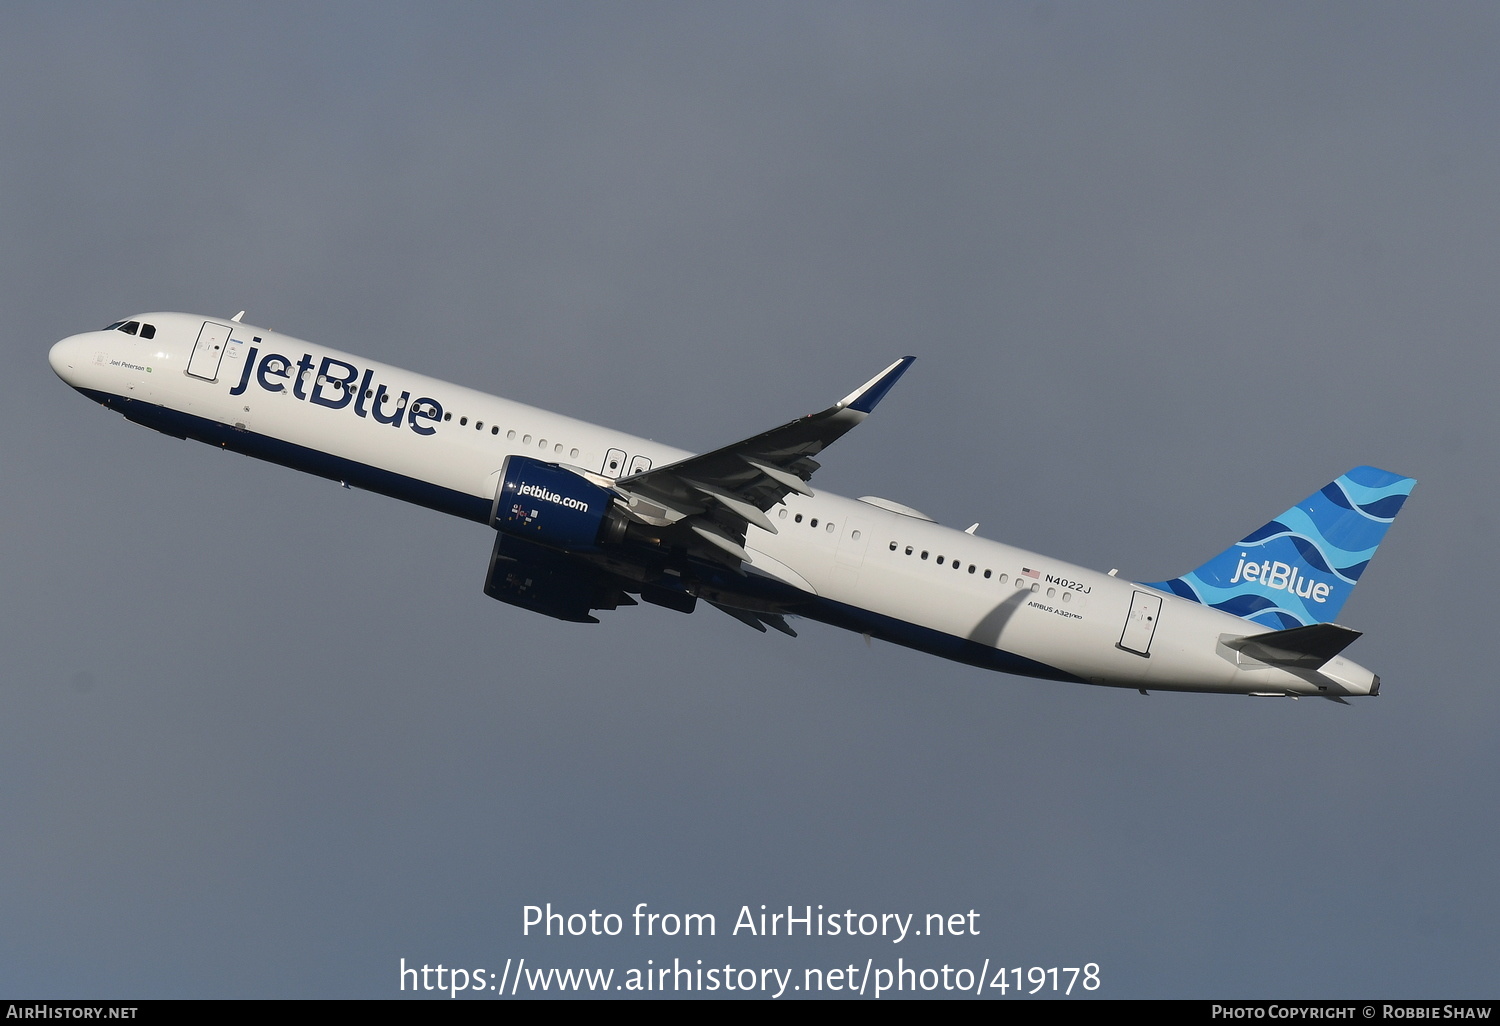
49, 313, 1379, 698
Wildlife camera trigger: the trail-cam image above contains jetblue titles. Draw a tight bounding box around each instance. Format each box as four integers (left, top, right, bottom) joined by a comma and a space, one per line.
1228, 556, 1332, 603
229, 346, 443, 435
517, 483, 590, 512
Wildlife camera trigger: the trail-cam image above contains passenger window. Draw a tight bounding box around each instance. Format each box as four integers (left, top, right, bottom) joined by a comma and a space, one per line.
921, 551, 929, 560
810, 518, 818, 528
905, 546, 913, 555
795, 514, 803, 523
968, 565, 976, 574
936, 556, 944, 565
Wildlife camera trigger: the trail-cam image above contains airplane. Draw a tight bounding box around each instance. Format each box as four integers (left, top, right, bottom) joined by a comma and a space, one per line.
49, 312, 1416, 701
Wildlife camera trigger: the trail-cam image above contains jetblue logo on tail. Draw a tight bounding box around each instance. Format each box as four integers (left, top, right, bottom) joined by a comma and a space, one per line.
1143, 467, 1416, 629
1227, 557, 1332, 604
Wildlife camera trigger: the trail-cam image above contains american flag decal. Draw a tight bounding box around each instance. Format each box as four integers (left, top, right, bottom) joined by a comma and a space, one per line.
1022, 567, 1040, 579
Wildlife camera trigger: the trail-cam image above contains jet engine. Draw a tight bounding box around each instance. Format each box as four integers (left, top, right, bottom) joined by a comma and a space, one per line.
490, 455, 627, 551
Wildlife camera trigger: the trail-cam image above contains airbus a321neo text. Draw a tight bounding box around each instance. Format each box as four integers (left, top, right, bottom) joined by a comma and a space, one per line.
50, 313, 1416, 701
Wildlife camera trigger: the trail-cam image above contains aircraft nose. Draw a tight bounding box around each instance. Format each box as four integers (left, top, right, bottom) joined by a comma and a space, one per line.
49, 334, 88, 383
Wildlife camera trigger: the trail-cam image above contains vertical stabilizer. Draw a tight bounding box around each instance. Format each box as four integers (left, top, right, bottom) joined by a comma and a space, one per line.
1143, 466, 1415, 629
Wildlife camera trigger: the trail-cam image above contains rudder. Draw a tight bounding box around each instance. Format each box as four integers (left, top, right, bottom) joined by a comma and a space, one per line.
1143, 466, 1416, 629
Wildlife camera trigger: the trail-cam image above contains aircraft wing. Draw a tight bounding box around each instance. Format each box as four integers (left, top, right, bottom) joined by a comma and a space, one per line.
612, 356, 914, 563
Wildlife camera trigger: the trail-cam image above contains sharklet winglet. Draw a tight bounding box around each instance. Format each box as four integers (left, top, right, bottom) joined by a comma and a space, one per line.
838, 356, 915, 414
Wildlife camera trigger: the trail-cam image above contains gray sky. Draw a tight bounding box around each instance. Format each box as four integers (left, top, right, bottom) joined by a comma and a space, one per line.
4, 2, 1496, 998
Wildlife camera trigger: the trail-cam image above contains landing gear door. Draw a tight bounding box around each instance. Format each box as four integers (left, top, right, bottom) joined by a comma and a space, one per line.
187, 321, 233, 381
1119, 590, 1162, 657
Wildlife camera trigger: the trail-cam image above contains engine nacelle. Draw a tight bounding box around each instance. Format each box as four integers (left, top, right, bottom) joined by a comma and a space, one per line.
491, 455, 621, 551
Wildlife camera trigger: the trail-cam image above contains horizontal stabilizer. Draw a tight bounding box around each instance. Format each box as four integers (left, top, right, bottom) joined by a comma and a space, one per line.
1222, 623, 1362, 670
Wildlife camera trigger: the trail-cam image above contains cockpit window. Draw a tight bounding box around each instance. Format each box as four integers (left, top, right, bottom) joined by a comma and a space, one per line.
104, 319, 155, 337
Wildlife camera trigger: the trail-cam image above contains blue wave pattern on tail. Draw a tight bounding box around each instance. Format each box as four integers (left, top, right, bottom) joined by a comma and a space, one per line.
1143, 467, 1416, 629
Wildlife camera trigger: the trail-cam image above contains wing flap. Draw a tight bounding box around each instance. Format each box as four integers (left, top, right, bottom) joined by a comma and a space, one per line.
612, 357, 914, 563
708, 601, 799, 637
